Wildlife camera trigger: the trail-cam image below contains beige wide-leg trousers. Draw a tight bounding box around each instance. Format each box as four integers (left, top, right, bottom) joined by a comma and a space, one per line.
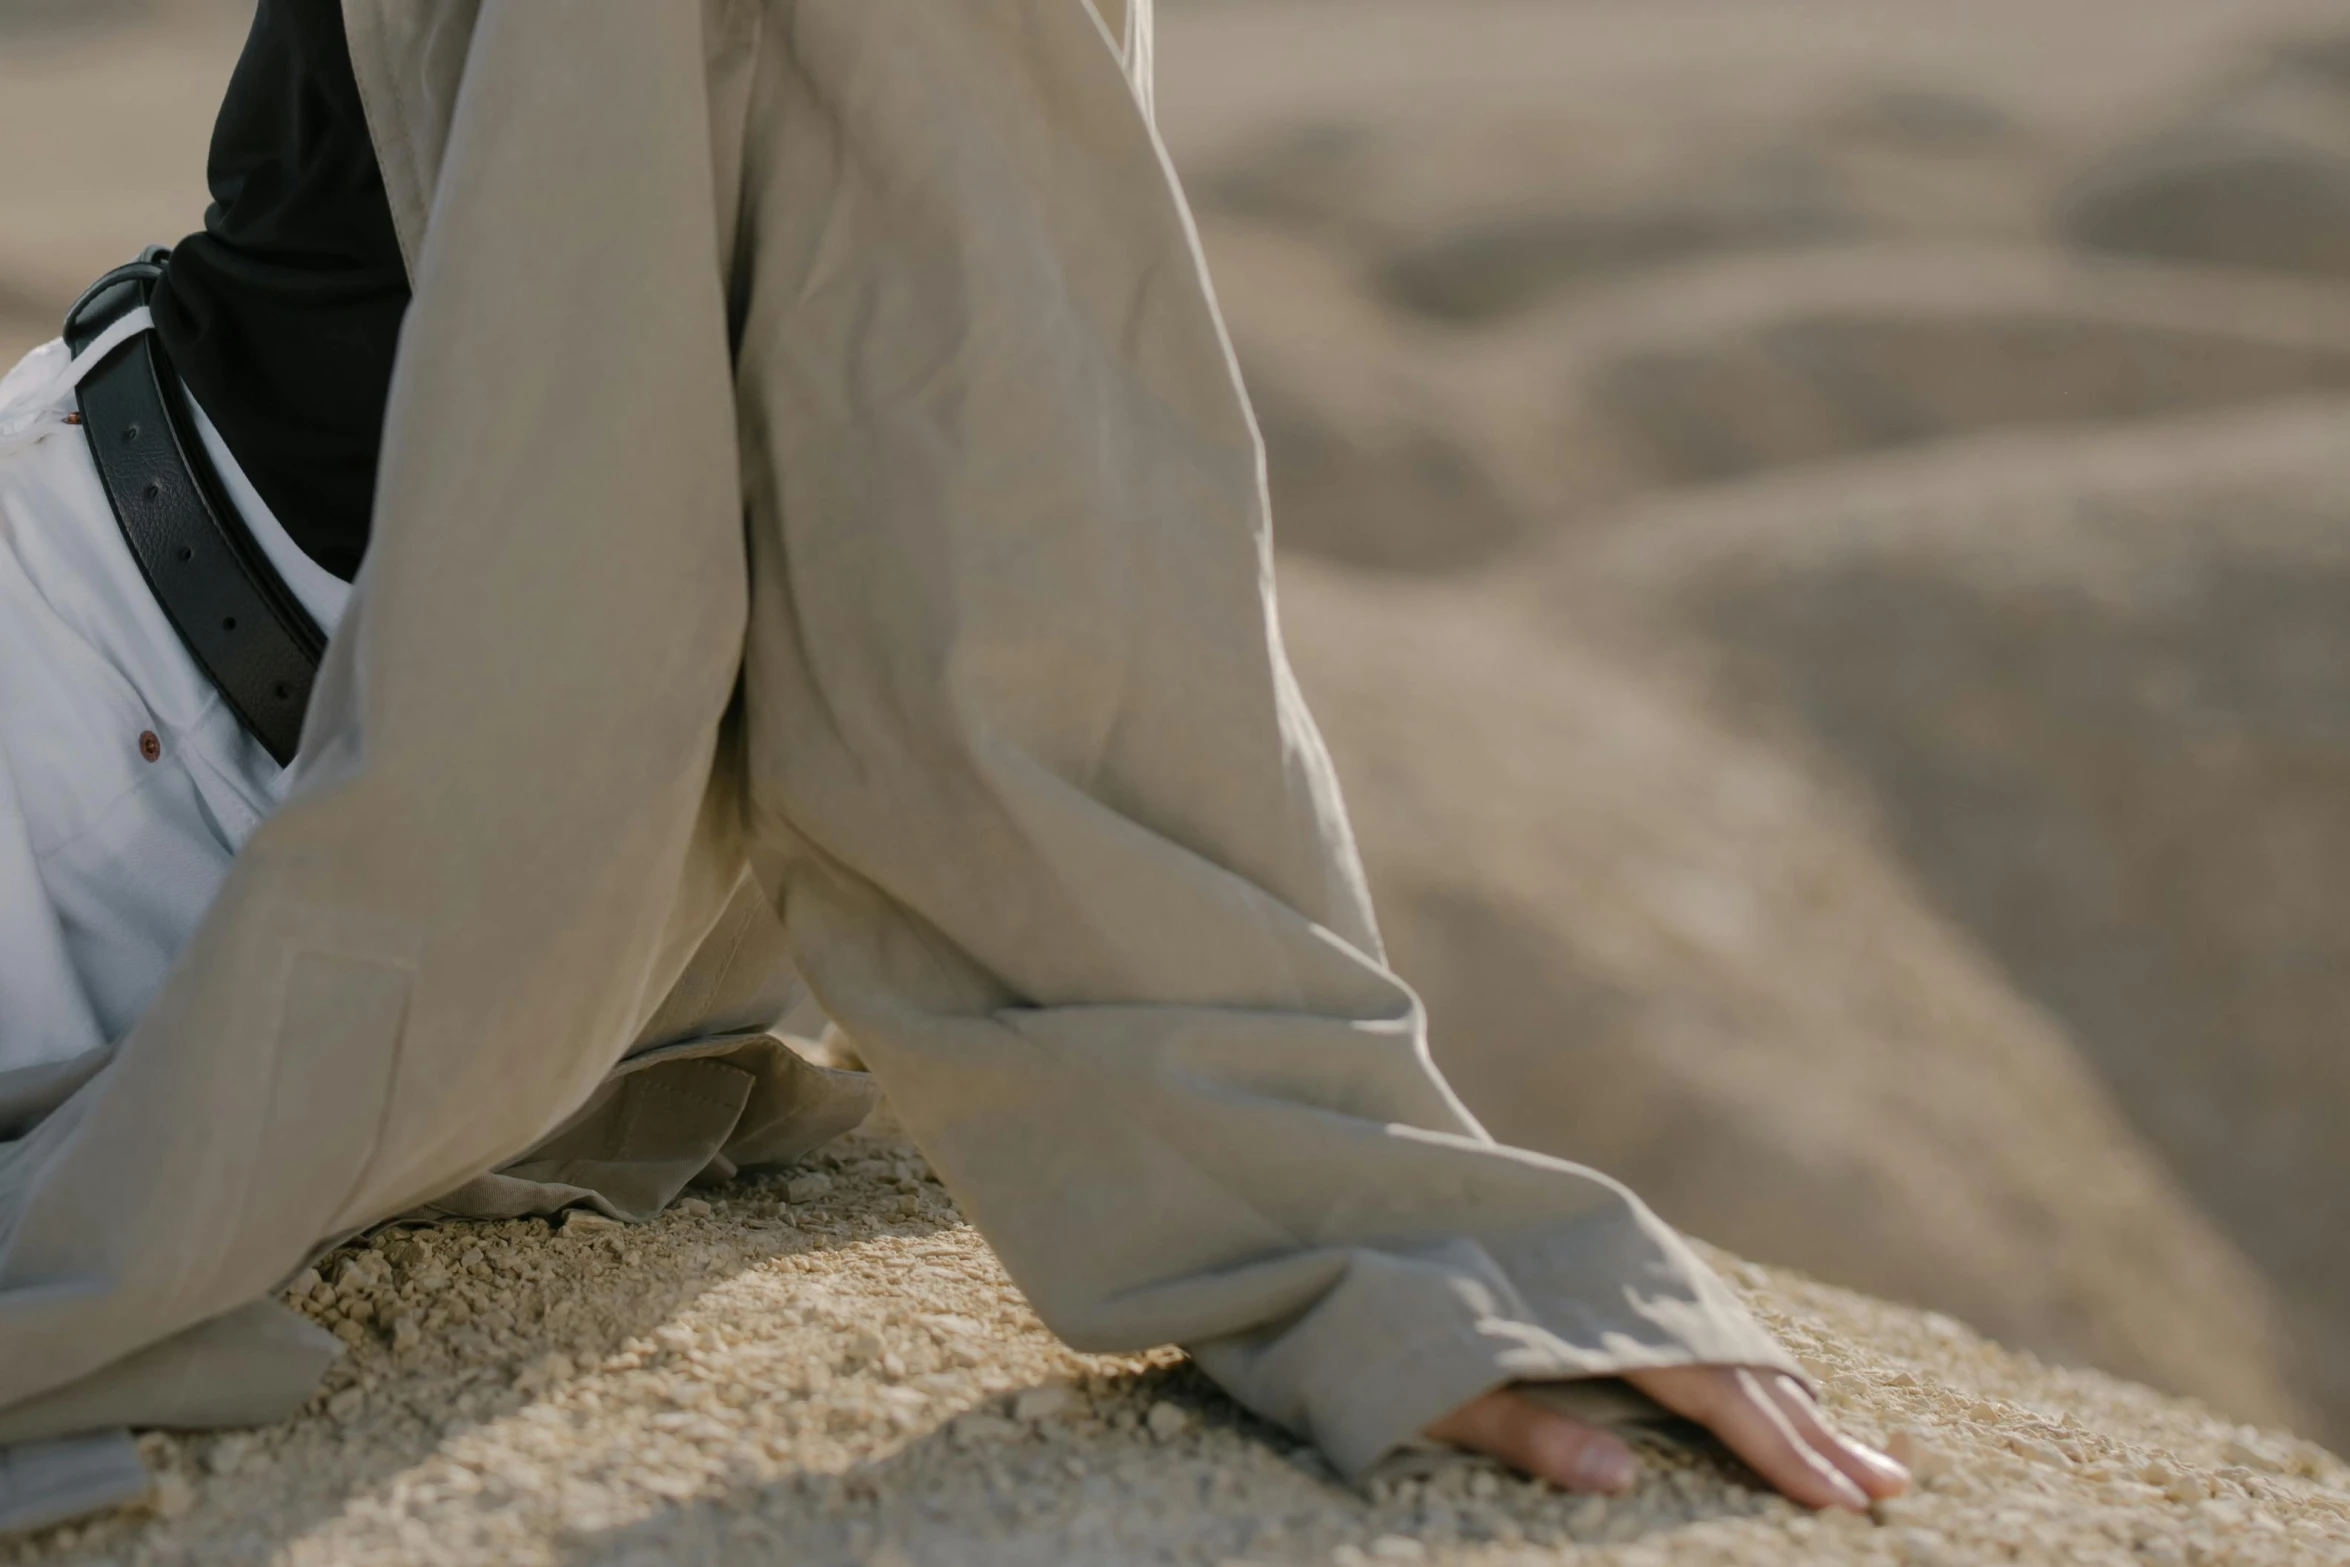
0, 0, 1791, 1482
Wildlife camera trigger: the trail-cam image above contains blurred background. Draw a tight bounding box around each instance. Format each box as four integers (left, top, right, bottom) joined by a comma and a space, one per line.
6, 0, 2348, 1450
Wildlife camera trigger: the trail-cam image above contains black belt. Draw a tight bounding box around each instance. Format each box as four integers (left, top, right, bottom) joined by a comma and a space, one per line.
63, 249, 323, 767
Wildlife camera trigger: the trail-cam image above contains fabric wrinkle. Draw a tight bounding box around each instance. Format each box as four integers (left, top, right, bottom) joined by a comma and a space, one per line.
0, 0, 1801, 1492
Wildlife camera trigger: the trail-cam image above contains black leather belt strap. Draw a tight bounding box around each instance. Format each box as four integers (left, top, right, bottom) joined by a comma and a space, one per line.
63, 249, 323, 766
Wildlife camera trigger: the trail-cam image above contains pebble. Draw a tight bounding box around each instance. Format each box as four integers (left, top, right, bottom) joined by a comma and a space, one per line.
1886, 1428, 1956, 1483
2009, 1436, 2070, 1468
516, 1353, 575, 1392
1146, 1400, 1193, 1441
562, 1210, 624, 1235
1896, 1525, 1951, 1564
148, 1472, 194, 1522
2221, 1435, 2284, 1475
952, 1412, 1021, 1446
1015, 1385, 1078, 1423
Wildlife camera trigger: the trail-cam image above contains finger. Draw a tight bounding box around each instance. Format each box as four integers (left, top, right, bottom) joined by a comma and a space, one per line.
1628, 1366, 1871, 1511
1426, 1390, 1640, 1494
1762, 1374, 1909, 1499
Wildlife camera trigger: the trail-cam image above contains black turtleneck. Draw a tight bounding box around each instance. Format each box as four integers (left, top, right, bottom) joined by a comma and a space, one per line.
149, 0, 409, 583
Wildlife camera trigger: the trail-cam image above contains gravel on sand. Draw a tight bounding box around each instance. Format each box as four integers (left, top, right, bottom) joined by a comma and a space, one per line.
9, 1117, 2345, 1566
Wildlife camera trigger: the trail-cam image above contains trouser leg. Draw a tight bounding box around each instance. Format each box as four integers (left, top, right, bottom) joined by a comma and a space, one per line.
625, 868, 802, 1055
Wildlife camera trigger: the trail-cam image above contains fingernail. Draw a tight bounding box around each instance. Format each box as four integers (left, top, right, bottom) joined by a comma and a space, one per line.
1574, 1442, 1638, 1493
1850, 1443, 1911, 1489
1827, 1467, 1872, 1510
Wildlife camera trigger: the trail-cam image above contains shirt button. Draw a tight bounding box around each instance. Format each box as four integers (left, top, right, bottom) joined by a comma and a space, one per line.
138, 730, 162, 763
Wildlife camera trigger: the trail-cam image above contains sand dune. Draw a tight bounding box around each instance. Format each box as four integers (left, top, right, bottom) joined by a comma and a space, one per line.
1218, 228, 2350, 570
1575, 398, 2350, 1441
2060, 29, 2350, 279
1282, 556, 2303, 1433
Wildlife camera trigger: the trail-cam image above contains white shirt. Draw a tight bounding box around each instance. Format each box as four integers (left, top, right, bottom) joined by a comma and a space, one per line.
0, 325, 349, 1073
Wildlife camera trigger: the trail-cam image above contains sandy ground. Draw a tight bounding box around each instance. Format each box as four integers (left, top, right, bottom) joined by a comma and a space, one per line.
6, 1119, 2346, 1567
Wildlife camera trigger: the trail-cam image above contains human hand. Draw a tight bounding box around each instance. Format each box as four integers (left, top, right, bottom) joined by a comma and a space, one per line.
1424, 1365, 1909, 1511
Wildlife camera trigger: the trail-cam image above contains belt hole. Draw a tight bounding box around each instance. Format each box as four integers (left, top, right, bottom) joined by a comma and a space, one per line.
274, 683, 293, 702
142, 480, 163, 502
121, 423, 141, 444
221, 616, 237, 633
176, 546, 193, 563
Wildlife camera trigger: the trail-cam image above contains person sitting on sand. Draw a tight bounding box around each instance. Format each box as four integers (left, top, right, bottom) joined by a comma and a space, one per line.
0, 0, 1905, 1516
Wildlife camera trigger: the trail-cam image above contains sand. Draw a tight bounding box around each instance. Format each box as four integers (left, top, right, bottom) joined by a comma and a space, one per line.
6, 1125, 2346, 1567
